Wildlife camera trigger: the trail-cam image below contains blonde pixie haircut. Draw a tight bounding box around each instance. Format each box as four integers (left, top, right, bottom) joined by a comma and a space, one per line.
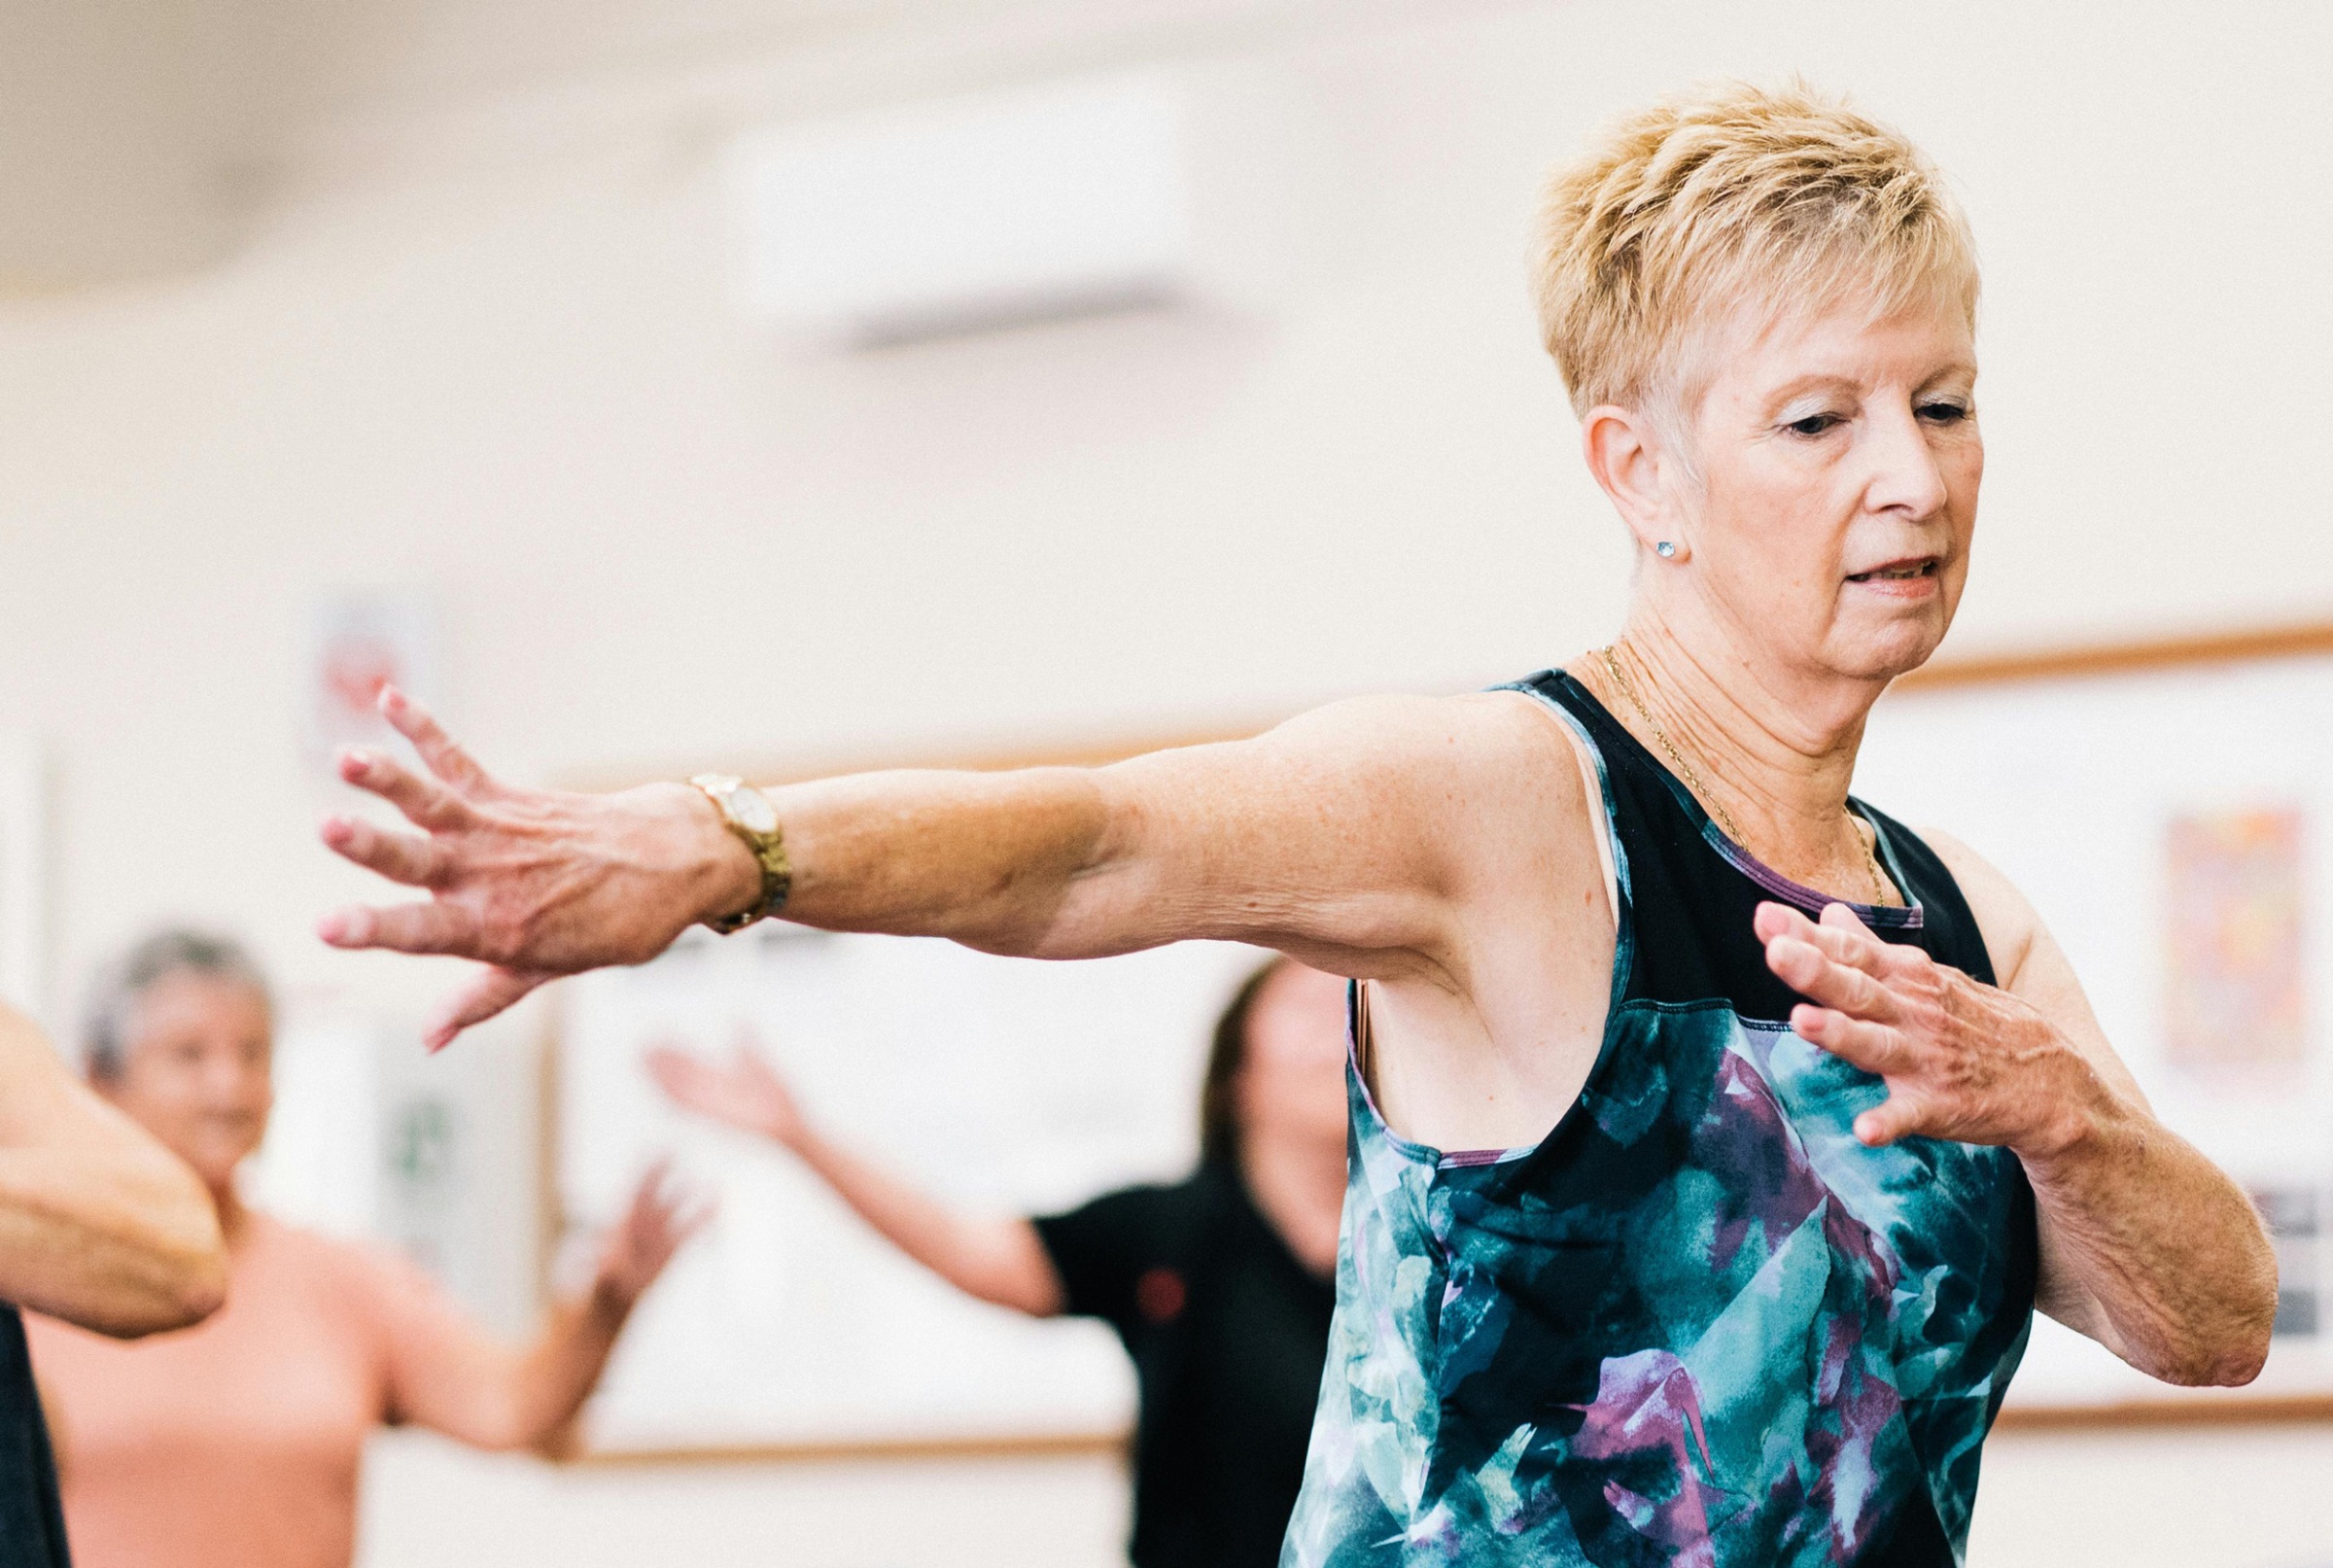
1533, 80, 1977, 422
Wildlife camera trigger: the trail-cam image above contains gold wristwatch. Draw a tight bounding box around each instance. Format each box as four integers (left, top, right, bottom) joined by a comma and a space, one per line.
688, 774, 792, 934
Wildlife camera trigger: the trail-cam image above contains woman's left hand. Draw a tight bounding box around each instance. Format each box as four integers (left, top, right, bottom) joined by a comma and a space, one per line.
1756, 900, 2107, 1155
591, 1161, 714, 1311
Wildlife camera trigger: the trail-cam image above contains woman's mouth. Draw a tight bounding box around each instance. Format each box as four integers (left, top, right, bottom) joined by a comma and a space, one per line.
1846, 557, 1940, 584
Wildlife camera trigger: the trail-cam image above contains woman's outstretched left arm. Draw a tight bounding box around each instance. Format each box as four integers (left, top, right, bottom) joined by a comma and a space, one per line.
378, 1165, 709, 1451
1758, 837, 2276, 1389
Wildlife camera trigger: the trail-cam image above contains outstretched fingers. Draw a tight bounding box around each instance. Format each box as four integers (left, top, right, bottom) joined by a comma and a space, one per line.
1817, 901, 1927, 978
598, 1161, 714, 1296
317, 899, 480, 956
377, 686, 500, 799
1756, 900, 1898, 974
644, 1044, 717, 1111
638, 1184, 718, 1272
732, 1038, 786, 1088
319, 814, 447, 888
1790, 1003, 1912, 1075
1765, 937, 1900, 1024
336, 746, 474, 831
668, 1193, 718, 1251
1790, 996, 1930, 1145
1851, 1090, 1931, 1148
422, 965, 552, 1052
628, 1157, 680, 1215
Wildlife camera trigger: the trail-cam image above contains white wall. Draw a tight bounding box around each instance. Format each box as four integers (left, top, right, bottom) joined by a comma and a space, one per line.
3, 1, 2329, 1564
358, 1435, 1132, 1568
352, 1424, 2333, 1568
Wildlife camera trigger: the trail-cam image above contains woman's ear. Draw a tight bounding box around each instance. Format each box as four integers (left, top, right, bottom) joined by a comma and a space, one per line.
1580, 404, 1690, 564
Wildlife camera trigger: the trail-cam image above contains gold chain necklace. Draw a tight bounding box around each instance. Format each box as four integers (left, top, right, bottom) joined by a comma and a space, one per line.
1596, 645, 1891, 907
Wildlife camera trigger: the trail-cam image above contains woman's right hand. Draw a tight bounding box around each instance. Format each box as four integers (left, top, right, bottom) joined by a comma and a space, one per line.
316, 686, 765, 1050
645, 1040, 809, 1149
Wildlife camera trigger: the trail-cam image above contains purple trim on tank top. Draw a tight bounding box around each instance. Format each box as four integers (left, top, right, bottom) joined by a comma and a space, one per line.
1707, 816, 1925, 930
1435, 1146, 1520, 1168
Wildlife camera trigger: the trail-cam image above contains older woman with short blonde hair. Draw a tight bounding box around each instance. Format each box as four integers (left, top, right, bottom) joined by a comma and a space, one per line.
316, 81, 2275, 1565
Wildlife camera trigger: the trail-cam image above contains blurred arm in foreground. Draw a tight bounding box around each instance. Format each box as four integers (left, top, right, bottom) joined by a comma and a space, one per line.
0, 1002, 224, 1339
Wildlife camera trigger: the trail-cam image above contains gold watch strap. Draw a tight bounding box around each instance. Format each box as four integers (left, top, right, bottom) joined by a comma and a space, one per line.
689, 774, 792, 934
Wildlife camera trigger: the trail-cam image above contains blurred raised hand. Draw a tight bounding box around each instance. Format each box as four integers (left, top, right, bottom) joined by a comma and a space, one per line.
314, 686, 762, 1049
589, 1160, 714, 1310
645, 1038, 1063, 1316
645, 1040, 808, 1151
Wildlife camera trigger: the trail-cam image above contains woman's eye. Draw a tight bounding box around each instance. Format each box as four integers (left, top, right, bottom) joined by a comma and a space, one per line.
1917, 401, 1969, 424
1784, 412, 1842, 437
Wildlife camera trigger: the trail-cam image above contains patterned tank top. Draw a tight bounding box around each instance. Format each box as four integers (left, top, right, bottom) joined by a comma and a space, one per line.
1281, 670, 2037, 1567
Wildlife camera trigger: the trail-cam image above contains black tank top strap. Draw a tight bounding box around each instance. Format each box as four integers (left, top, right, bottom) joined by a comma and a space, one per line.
1503, 669, 1997, 1021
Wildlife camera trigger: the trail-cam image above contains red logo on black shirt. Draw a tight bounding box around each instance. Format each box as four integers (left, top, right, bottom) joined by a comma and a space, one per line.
1134, 1267, 1187, 1324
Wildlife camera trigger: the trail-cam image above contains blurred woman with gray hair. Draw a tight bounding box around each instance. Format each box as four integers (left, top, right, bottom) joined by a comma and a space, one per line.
28, 928, 707, 1568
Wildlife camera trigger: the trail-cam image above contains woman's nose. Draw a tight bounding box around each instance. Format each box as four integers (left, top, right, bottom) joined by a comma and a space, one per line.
1862, 406, 1950, 520
200, 1056, 260, 1098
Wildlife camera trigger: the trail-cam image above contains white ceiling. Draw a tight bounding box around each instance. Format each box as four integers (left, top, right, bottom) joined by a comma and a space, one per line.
211, 0, 1388, 145
0, 0, 1477, 283
212, 0, 984, 129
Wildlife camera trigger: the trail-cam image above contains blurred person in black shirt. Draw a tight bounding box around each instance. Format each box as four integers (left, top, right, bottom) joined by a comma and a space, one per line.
650, 958, 1345, 1568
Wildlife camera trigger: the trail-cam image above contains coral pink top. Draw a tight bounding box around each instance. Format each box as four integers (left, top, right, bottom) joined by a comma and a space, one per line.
26, 1211, 496, 1568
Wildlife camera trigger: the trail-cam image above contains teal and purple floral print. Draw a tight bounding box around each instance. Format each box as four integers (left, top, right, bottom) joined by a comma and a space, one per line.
1280, 675, 2036, 1566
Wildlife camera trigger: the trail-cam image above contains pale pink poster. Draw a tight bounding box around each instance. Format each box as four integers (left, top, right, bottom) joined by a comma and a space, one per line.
2164, 806, 2308, 1077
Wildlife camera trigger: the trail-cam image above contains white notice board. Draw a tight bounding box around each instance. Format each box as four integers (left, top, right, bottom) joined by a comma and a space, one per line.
1856, 637, 2333, 1417
557, 923, 1266, 1454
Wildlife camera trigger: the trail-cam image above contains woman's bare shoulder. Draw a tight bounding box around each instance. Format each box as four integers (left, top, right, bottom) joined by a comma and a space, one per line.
1914, 825, 2043, 990
1115, 686, 1601, 874
1377, 688, 1611, 917
1083, 684, 1607, 981
1254, 685, 1593, 791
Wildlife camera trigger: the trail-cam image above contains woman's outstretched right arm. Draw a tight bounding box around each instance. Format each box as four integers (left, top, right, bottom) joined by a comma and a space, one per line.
646, 1043, 1062, 1316
315, 686, 1552, 1048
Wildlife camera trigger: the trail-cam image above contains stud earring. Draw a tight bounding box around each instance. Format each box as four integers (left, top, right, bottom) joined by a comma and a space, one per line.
1655, 540, 1678, 559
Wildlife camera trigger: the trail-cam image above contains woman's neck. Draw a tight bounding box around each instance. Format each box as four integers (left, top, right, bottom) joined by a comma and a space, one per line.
1581, 606, 1895, 901
209, 1180, 251, 1247
1239, 1124, 1345, 1280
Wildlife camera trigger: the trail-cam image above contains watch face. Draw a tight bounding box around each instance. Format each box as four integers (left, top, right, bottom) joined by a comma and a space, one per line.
729, 784, 779, 835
